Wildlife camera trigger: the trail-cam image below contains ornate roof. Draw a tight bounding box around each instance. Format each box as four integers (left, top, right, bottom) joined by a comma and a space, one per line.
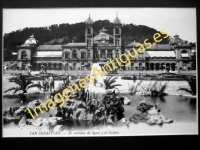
114, 13, 121, 24
24, 34, 37, 45
172, 34, 183, 45
85, 14, 93, 24
93, 27, 113, 41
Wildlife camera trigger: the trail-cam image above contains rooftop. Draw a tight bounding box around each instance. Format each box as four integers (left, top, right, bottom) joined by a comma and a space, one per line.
114, 12, 121, 24
36, 45, 62, 51
63, 43, 87, 47
33, 51, 62, 57
85, 14, 93, 24
147, 44, 173, 50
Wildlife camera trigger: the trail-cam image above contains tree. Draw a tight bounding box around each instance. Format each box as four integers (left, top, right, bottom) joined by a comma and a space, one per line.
4, 74, 42, 94
103, 76, 121, 90
177, 75, 196, 95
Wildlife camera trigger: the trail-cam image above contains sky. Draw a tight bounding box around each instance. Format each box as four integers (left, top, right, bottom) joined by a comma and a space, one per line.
3, 8, 197, 43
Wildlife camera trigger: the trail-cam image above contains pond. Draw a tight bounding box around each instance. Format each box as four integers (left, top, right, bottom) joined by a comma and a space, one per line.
3, 94, 196, 130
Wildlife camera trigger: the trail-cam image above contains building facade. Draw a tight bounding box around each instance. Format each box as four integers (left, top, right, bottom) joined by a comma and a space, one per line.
17, 14, 195, 72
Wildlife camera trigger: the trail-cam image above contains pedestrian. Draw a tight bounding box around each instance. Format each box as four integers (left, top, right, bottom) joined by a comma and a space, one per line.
133, 74, 137, 83
66, 75, 69, 86
37, 80, 41, 90
45, 78, 49, 91
40, 79, 44, 91
43, 78, 47, 91
48, 74, 54, 91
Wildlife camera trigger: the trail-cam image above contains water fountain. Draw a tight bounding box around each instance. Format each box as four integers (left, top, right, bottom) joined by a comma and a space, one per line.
87, 63, 106, 96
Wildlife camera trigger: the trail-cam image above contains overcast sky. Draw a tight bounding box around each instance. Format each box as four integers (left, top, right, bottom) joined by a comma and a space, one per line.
3, 8, 196, 42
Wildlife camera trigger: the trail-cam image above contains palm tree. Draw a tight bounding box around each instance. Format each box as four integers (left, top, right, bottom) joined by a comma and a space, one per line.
177, 75, 196, 95
103, 76, 121, 90
4, 74, 42, 94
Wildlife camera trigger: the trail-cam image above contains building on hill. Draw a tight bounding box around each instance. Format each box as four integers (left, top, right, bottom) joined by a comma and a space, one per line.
16, 14, 196, 72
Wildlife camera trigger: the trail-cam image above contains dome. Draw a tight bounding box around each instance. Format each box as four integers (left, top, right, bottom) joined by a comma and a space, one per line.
93, 28, 113, 41
85, 14, 93, 24
25, 35, 37, 45
114, 13, 121, 24
172, 34, 183, 45
94, 32, 110, 41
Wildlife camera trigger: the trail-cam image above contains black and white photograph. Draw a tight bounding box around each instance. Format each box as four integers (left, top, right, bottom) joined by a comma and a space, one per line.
2, 8, 198, 137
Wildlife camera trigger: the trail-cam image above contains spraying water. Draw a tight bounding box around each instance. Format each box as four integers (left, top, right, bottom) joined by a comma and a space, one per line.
87, 63, 106, 95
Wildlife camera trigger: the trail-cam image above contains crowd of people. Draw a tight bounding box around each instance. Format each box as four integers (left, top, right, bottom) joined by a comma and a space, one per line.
37, 74, 71, 92
37, 74, 55, 92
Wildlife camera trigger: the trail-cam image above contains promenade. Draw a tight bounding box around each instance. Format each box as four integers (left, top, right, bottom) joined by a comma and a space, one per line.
3, 70, 197, 76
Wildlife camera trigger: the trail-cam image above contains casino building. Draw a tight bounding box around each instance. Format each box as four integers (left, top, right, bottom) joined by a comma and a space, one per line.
16, 14, 195, 72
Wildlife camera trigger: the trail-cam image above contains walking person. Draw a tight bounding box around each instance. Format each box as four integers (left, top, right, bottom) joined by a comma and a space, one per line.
40, 79, 44, 91
43, 78, 47, 91
37, 80, 41, 90
66, 75, 69, 86
133, 74, 137, 83
48, 74, 54, 92
45, 78, 49, 91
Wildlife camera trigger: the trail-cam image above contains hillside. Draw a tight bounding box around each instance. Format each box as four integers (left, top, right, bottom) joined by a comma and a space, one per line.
3, 20, 170, 61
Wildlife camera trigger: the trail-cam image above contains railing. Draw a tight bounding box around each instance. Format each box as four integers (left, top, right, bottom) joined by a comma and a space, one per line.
4, 70, 197, 76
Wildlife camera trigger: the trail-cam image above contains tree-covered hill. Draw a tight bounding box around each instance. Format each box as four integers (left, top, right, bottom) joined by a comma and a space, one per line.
3, 20, 170, 61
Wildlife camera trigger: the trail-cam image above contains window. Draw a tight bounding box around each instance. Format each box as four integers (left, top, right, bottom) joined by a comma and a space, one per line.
81, 52, 86, 59
95, 53, 99, 59
72, 50, 77, 59
116, 39, 120, 45
115, 28, 119, 34
81, 62, 84, 70
139, 63, 142, 70
21, 51, 27, 59
100, 50, 106, 58
87, 39, 92, 46
131, 63, 134, 70
116, 52, 119, 57
107, 51, 112, 59
65, 52, 70, 59
73, 63, 76, 70
88, 52, 91, 58
87, 28, 91, 34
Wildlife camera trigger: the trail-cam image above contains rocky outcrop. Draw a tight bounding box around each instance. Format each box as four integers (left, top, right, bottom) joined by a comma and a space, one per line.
129, 102, 173, 125
18, 116, 62, 130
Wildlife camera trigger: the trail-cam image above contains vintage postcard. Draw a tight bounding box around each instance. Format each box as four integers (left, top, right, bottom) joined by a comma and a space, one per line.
2, 8, 198, 137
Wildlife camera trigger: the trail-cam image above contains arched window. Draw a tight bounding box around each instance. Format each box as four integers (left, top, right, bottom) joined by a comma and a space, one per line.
115, 28, 119, 34
65, 52, 70, 59
116, 39, 120, 45
81, 62, 84, 70
73, 63, 76, 70
72, 50, 77, 59
100, 50, 106, 58
107, 51, 112, 59
87, 28, 91, 34
81, 52, 86, 59
21, 51, 27, 59
88, 51, 91, 58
